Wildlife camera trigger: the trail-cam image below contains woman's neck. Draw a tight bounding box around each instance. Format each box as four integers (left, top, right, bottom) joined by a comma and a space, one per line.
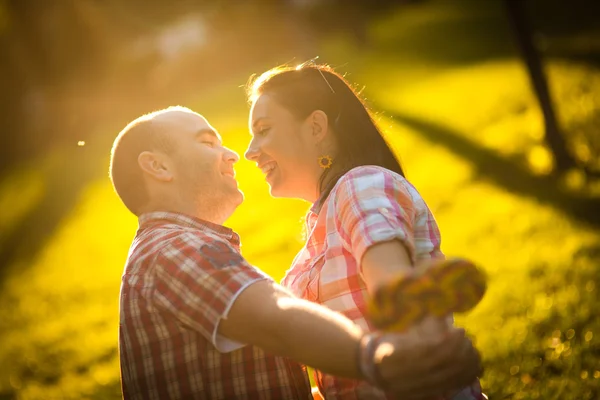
314, 164, 345, 207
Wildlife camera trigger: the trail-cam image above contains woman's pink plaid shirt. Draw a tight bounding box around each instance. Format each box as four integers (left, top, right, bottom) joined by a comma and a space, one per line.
281, 166, 482, 400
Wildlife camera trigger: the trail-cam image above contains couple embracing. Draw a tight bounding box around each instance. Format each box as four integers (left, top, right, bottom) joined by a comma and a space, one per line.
110, 63, 486, 400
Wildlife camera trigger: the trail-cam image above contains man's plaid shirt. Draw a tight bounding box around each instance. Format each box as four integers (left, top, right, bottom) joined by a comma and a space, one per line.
119, 212, 311, 399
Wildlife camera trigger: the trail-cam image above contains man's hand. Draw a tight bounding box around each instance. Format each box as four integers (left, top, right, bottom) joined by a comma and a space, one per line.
374, 322, 482, 399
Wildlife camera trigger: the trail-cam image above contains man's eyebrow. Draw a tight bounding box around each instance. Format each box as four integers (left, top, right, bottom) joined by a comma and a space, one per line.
195, 129, 221, 141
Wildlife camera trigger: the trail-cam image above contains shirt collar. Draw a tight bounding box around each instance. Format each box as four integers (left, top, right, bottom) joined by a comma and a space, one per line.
310, 190, 330, 215
311, 169, 349, 216
306, 189, 332, 231
138, 211, 239, 245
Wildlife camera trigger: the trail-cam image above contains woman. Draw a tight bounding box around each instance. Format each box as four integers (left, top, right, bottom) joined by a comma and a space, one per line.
244, 62, 484, 400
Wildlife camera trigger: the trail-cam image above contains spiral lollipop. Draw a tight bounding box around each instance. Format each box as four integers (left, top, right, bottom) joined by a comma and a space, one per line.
368, 258, 487, 332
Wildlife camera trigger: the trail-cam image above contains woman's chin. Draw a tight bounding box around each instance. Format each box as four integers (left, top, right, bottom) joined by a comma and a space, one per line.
268, 183, 293, 199
268, 185, 284, 198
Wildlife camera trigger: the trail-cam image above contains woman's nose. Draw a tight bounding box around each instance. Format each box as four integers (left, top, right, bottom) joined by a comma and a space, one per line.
244, 139, 259, 161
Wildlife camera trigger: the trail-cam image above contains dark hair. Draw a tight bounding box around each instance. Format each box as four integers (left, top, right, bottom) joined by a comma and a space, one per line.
247, 63, 405, 203
109, 108, 179, 215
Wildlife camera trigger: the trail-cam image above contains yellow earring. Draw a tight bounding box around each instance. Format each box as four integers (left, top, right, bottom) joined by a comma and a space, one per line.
318, 155, 333, 169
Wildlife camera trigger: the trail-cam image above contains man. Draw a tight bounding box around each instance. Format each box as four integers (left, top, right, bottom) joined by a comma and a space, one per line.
109, 106, 481, 400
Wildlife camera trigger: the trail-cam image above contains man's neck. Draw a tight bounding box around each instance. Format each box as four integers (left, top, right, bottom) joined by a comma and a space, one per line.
142, 199, 234, 226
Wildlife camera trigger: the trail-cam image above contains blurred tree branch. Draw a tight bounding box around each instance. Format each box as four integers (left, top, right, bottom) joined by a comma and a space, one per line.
384, 110, 600, 228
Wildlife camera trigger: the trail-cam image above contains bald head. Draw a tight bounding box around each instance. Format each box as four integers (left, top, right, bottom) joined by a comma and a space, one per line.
109, 106, 196, 215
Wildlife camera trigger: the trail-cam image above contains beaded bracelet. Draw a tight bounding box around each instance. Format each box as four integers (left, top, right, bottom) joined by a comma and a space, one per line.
357, 333, 387, 389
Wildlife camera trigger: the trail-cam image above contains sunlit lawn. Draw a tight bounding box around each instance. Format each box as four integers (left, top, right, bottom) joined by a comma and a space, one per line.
1, 1, 600, 399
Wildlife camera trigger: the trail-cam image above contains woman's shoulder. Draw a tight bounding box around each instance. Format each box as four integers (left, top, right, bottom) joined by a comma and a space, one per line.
335, 165, 409, 190
328, 165, 429, 210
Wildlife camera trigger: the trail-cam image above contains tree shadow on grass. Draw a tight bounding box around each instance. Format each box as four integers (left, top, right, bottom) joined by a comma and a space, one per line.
384, 110, 600, 228
0, 143, 107, 281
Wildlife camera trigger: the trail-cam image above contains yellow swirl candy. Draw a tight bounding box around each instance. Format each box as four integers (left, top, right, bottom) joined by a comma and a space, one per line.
368, 258, 487, 331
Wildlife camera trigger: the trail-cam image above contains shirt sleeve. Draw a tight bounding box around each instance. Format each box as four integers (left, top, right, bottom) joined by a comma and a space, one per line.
332, 166, 418, 266
152, 233, 270, 352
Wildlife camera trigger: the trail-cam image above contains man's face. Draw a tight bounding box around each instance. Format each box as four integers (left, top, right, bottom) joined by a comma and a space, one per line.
159, 110, 243, 217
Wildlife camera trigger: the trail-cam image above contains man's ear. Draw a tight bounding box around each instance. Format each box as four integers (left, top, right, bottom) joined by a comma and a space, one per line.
138, 151, 173, 182
309, 110, 329, 143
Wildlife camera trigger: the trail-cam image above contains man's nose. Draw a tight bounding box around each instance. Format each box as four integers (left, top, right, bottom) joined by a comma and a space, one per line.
223, 147, 240, 163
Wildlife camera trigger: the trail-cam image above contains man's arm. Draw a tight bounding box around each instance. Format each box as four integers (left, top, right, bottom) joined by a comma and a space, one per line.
218, 280, 481, 398
154, 236, 365, 378
218, 280, 363, 379
153, 235, 480, 397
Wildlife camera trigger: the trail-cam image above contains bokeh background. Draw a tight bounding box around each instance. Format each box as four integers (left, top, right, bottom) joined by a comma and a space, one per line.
1, 0, 600, 399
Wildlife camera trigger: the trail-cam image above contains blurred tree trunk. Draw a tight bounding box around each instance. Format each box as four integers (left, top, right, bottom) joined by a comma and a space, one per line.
504, 0, 577, 175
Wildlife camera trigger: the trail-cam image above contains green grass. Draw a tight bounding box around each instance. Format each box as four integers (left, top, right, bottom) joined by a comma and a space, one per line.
1, 0, 599, 399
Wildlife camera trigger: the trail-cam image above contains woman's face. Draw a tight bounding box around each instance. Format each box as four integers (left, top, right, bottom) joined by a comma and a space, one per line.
245, 94, 323, 202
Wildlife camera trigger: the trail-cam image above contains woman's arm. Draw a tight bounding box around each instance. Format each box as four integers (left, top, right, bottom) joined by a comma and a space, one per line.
360, 239, 413, 296
361, 238, 450, 342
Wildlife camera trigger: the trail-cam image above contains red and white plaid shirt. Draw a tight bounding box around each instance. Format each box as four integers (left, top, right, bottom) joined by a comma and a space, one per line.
119, 212, 311, 400
281, 166, 482, 400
